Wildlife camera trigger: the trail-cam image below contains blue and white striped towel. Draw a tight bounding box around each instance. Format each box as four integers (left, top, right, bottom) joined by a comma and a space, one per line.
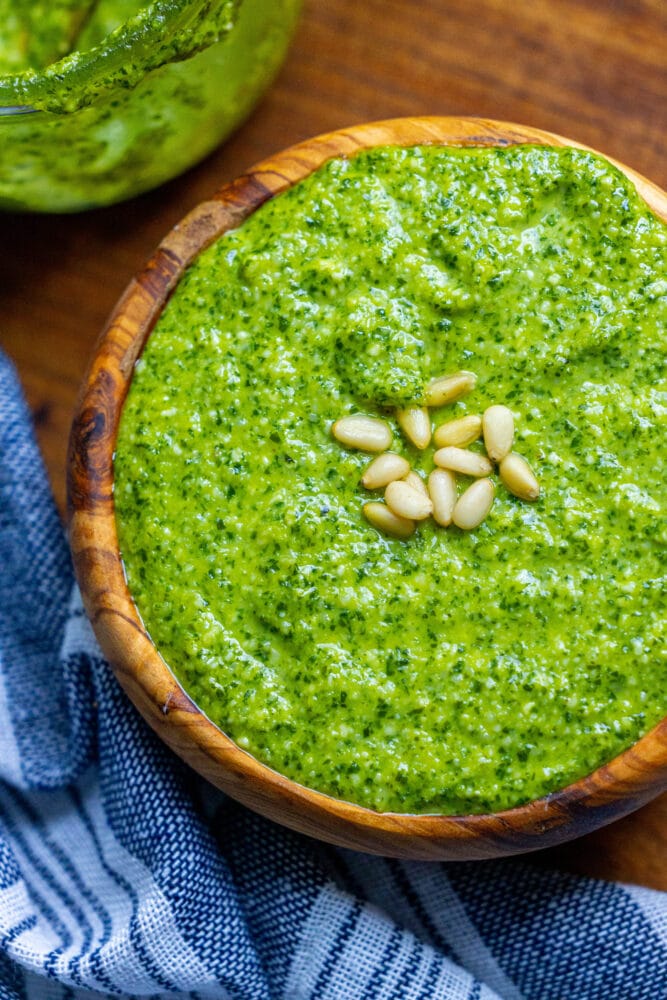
0, 347, 666, 1000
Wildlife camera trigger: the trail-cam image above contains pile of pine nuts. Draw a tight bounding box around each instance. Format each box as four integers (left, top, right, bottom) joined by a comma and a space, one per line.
332, 370, 540, 539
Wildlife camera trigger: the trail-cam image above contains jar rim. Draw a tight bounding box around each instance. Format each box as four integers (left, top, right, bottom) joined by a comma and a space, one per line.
0, 105, 38, 117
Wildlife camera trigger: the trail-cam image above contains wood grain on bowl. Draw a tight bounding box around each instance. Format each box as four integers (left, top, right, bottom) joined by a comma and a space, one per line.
68, 117, 667, 860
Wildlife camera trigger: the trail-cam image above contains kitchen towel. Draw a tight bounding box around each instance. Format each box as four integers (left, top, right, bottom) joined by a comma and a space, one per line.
1, 349, 666, 1000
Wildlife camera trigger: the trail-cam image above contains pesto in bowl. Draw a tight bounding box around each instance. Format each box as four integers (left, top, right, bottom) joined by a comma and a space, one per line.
115, 144, 666, 815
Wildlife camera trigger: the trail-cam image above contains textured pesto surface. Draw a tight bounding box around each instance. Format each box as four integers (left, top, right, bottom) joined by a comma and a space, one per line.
116, 145, 667, 814
0, 0, 300, 211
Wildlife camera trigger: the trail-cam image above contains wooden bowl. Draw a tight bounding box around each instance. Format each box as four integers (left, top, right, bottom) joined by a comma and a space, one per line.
68, 117, 667, 860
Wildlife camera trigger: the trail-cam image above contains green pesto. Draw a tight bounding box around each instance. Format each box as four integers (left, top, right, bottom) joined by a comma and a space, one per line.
115, 145, 667, 815
0, 0, 239, 109
0, 0, 300, 211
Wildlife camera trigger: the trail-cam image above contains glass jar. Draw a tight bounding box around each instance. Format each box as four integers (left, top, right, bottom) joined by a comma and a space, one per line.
0, 0, 301, 212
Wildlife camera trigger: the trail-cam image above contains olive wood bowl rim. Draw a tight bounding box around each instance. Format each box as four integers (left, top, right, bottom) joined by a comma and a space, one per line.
68, 116, 667, 860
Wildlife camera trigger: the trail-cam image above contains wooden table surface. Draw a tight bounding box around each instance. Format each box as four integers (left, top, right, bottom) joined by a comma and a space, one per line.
1, 0, 665, 887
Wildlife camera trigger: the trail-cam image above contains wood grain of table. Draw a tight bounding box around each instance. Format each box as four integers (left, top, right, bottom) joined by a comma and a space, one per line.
1, 0, 665, 888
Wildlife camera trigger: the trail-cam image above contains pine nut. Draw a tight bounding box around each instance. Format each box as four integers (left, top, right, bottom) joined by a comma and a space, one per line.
499, 453, 540, 501
396, 406, 431, 449
332, 415, 392, 452
452, 478, 495, 530
433, 414, 482, 448
385, 480, 433, 520
428, 469, 457, 527
403, 470, 429, 496
433, 446, 493, 477
361, 453, 410, 489
483, 405, 515, 462
363, 502, 416, 539
424, 370, 477, 407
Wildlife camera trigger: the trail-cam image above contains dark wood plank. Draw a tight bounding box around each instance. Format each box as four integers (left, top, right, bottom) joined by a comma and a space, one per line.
0, 0, 665, 884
